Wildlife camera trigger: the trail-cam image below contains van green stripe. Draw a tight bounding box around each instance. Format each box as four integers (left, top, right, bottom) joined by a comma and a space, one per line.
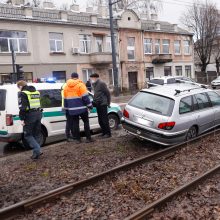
0, 130, 8, 135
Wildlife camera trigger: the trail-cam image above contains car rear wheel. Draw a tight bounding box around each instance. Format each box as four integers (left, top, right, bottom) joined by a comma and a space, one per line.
22, 128, 47, 149
186, 126, 197, 141
108, 114, 119, 130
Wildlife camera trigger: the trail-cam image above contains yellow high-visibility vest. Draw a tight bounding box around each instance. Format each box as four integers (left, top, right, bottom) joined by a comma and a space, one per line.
22, 90, 41, 110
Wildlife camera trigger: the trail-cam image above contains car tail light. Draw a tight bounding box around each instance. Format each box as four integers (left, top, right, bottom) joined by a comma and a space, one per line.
123, 109, 129, 118
6, 114, 13, 126
158, 122, 175, 130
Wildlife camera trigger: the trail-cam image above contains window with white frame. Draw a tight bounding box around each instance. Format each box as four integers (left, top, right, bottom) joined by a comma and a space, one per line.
79, 35, 91, 53
106, 36, 112, 52
185, 65, 191, 77
155, 39, 160, 54
49, 32, 63, 52
184, 40, 190, 54
174, 40, 181, 54
144, 38, 152, 54
108, 69, 114, 86
95, 35, 103, 52
127, 37, 135, 60
82, 69, 93, 83
162, 39, 170, 54
175, 66, 182, 76
0, 30, 27, 53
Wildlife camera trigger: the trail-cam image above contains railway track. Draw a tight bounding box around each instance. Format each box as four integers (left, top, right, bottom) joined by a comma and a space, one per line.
0, 128, 220, 219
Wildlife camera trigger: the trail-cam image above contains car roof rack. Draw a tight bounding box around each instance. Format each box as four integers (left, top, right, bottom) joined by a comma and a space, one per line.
175, 86, 207, 95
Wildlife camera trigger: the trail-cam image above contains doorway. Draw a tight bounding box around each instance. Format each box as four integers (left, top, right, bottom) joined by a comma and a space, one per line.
128, 71, 138, 91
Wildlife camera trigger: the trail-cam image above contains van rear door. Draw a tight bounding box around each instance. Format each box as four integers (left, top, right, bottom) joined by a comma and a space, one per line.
0, 89, 7, 135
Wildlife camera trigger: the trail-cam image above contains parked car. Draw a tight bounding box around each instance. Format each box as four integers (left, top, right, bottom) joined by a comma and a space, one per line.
147, 76, 207, 88
122, 83, 220, 146
0, 83, 122, 147
211, 76, 220, 89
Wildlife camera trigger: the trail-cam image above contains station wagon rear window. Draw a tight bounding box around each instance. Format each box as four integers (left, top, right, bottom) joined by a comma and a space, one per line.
0, 89, 6, 111
129, 91, 174, 116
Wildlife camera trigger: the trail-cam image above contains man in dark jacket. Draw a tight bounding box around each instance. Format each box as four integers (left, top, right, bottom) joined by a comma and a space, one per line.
17, 80, 42, 159
90, 73, 111, 138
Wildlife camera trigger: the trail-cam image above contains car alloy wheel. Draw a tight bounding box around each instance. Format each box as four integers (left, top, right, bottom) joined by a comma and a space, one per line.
186, 126, 197, 141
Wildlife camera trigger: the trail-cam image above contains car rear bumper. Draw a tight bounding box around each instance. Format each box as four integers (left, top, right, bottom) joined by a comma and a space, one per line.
122, 120, 187, 146
0, 133, 22, 142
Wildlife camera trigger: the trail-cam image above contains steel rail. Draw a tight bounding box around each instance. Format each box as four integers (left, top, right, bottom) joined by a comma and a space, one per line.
0, 128, 220, 219
125, 164, 220, 220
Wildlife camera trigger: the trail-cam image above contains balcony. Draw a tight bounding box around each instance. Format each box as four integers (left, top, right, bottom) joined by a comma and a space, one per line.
152, 54, 172, 64
90, 52, 112, 65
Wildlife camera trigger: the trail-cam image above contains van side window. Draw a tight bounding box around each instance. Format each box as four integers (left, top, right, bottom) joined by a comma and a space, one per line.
179, 96, 193, 114
39, 89, 61, 108
194, 93, 211, 109
0, 89, 6, 111
167, 78, 176, 84
207, 91, 220, 106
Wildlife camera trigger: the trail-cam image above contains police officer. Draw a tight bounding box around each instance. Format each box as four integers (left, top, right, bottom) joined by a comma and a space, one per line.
17, 80, 43, 159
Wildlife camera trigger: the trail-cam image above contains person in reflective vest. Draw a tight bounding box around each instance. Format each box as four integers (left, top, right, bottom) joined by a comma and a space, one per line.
61, 83, 71, 142
17, 80, 43, 160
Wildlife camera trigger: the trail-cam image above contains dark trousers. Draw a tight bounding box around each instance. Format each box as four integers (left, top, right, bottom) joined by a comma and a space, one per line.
65, 111, 71, 138
69, 111, 91, 140
23, 111, 42, 157
96, 105, 111, 136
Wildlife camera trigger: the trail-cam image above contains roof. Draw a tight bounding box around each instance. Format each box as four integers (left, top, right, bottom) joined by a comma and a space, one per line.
0, 4, 115, 28
141, 83, 210, 99
141, 20, 193, 35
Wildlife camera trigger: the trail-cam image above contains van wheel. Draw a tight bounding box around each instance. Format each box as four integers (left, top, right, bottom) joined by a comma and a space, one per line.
186, 126, 197, 141
108, 114, 119, 130
22, 129, 47, 149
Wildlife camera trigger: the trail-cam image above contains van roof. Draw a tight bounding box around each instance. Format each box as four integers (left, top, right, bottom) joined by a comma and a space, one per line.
0, 83, 64, 90
142, 83, 210, 99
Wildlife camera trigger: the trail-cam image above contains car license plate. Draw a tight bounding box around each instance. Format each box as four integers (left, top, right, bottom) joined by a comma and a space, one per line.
135, 117, 153, 127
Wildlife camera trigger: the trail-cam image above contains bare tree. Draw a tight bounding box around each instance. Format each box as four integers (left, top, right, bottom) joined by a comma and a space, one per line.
212, 36, 220, 75
60, 3, 69, 10
182, 1, 219, 73
87, 0, 162, 16
32, 0, 40, 7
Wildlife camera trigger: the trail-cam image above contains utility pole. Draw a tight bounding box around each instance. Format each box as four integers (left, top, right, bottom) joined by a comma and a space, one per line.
108, 0, 121, 96
10, 41, 17, 83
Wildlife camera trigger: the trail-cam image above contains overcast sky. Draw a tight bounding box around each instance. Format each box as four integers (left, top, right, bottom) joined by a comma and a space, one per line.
51, 0, 220, 25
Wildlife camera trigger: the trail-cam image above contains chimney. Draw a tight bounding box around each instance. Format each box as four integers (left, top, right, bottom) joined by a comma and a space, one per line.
86, 6, 93, 13
155, 22, 160, 30
70, 3, 79, 12
151, 13, 158, 20
173, 24, 178, 32
98, 5, 108, 17
43, 1, 55, 9
12, 0, 24, 6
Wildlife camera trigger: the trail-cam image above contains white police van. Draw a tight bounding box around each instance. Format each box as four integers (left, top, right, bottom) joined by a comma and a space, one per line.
0, 83, 122, 147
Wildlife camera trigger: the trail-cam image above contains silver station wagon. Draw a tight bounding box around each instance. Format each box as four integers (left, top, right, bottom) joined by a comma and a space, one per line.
122, 84, 220, 146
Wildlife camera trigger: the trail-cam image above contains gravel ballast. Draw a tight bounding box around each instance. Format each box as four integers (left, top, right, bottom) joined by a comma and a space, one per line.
16, 133, 220, 219
0, 129, 160, 209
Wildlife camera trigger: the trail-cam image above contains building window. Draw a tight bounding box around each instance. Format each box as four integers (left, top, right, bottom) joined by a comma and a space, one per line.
185, 65, 192, 77
82, 69, 93, 83
49, 32, 63, 52
184, 40, 190, 54
174, 40, 181, 54
162, 39, 170, 54
164, 66, 172, 76
175, 66, 182, 76
146, 67, 154, 81
144, 38, 152, 54
79, 35, 91, 53
127, 37, 135, 60
0, 30, 27, 53
108, 69, 114, 86
106, 36, 112, 52
95, 36, 103, 52
155, 39, 160, 54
